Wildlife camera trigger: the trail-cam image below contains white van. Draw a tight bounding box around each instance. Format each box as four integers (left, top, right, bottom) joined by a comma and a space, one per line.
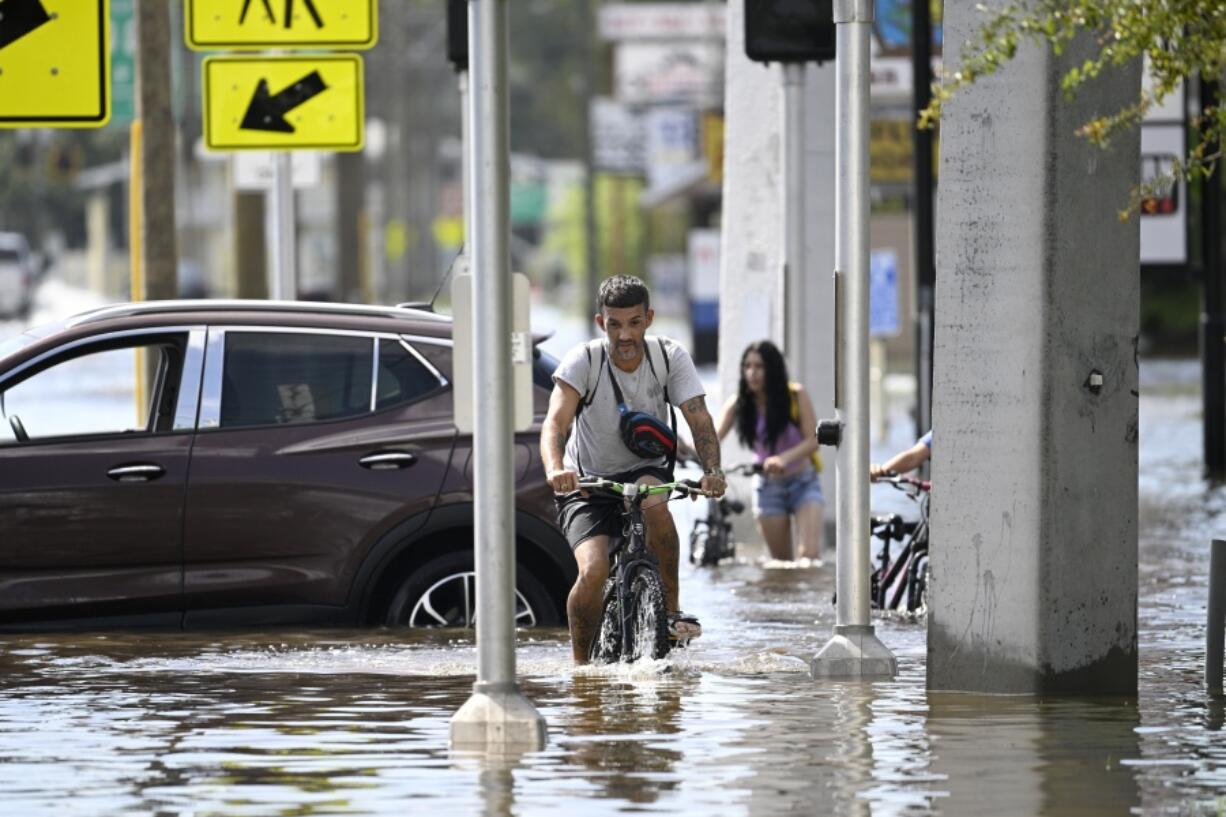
0, 232, 33, 319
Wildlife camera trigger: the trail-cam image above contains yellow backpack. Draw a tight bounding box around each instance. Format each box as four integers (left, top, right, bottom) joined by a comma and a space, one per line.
788, 382, 822, 473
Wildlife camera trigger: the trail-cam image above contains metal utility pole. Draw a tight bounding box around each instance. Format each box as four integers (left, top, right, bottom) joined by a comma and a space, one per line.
450, 0, 547, 750
447, 0, 472, 277
269, 153, 297, 299
1202, 76, 1225, 479
459, 68, 473, 271
134, 0, 178, 300
782, 62, 807, 377
579, 0, 600, 328
811, 0, 897, 680
912, 0, 935, 445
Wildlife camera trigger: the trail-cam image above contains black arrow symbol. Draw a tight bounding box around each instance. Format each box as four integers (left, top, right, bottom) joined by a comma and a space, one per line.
240, 70, 328, 133
0, 0, 52, 51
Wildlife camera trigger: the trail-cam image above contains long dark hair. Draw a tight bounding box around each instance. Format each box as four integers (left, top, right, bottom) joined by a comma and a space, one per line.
735, 340, 793, 451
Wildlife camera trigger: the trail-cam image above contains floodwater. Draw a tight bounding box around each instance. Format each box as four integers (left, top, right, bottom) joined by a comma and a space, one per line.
1, 309, 1224, 814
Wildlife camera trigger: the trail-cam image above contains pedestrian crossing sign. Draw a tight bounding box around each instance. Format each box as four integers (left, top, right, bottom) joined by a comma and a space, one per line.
186, 0, 377, 50
0, 0, 110, 127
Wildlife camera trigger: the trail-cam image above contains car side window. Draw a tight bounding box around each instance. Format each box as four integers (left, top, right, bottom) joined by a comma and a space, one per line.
376, 339, 444, 410
220, 332, 372, 429
0, 339, 183, 444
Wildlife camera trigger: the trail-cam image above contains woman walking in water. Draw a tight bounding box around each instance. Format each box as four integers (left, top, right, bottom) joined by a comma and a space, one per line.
715, 340, 825, 562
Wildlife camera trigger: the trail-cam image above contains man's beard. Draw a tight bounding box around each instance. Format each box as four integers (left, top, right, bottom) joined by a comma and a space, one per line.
613, 339, 640, 360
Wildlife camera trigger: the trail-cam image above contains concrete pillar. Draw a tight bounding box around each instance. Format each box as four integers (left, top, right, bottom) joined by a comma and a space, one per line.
719, 0, 836, 449
928, 5, 1141, 694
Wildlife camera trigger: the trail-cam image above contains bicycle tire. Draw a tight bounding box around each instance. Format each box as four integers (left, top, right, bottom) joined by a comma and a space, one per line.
624, 565, 670, 661
688, 525, 707, 566
589, 579, 624, 663
700, 527, 725, 567
907, 553, 930, 613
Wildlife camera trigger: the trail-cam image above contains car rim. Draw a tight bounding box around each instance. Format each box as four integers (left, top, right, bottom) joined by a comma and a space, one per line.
408, 571, 538, 628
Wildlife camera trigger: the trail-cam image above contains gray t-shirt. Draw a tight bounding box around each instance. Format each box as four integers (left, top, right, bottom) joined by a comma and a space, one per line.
553, 336, 705, 477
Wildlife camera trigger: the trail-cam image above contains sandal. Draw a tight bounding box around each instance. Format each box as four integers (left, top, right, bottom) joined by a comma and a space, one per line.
668, 610, 702, 643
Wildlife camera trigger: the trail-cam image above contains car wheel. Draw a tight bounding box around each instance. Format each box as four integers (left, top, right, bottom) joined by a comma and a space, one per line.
383, 551, 561, 628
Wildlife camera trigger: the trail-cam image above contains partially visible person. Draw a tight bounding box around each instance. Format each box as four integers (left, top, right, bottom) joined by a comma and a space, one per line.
870, 430, 932, 480
714, 340, 824, 562
541, 275, 725, 664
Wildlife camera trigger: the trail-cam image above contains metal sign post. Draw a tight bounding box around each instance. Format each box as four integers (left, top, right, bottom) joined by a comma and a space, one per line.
450, 0, 546, 751
270, 151, 297, 299
782, 62, 806, 378
811, 0, 897, 680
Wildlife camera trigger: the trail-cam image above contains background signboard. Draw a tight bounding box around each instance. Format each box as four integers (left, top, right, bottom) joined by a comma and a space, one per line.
645, 107, 700, 191
186, 0, 377, 50
0, 0, 110, 127
870, 248, 900, 337
598, 4, 725, 40
109, 0, 134, 126
1139, 122, 1187, 266
203, 55, 364, 151
590, 97, 645, 174
613, 41, 722, 106
233, 150, 322, 190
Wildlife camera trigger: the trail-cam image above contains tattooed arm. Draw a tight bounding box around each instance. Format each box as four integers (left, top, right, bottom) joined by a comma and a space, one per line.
541, 380, 582, 493
680, 395, 725, 498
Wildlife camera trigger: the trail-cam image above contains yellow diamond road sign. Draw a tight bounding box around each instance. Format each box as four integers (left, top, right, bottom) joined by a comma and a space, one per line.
204, 55, 364, 152
186, 0, 377, 50
0, 0, 110, 127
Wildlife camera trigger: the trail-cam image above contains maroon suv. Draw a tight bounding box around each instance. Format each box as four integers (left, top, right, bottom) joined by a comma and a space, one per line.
0, 300, 574, 630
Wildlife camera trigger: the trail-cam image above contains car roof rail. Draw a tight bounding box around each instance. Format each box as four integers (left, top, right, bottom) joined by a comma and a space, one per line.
63, 299, 452, 328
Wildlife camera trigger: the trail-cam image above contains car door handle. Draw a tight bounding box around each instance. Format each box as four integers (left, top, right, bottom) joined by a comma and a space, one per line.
359, 451, 418, 471
107, 463, 166, 482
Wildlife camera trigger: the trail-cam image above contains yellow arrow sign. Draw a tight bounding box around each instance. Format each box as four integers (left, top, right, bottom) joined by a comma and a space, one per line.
204, 55, 364, 152
0, 0, 110, 127
186, 0, 377, 50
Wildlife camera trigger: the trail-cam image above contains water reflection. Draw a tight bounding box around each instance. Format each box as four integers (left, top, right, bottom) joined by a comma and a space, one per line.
926, 694, 1141, 816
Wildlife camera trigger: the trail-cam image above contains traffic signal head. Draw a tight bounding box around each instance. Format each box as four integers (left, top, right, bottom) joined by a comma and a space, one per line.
447, 0, 468, 72
744, 0, 837, 65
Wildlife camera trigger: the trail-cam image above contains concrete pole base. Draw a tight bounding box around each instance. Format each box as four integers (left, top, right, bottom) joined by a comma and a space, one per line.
449, 682, 547, 751
810, 624, 898, 680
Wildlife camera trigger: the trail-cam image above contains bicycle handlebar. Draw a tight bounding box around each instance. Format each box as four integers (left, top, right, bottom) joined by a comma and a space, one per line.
573, 477, 709, 500
876, 471, 932, 492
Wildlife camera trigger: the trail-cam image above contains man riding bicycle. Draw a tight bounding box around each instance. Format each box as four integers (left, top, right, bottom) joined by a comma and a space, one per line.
541, 275, 726, 664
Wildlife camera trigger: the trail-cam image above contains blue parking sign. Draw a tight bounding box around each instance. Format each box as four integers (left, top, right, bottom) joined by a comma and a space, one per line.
870, 249, 900, 337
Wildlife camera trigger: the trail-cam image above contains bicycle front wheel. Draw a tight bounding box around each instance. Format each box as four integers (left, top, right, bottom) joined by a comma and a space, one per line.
589, 579, 624, 664
624, 565, 670, 661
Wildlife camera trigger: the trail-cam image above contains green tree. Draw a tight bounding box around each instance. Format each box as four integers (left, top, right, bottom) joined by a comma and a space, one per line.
922, 0, 1225, 215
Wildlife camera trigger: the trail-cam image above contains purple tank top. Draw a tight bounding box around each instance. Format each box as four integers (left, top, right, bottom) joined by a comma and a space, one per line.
754, 414, 807, 476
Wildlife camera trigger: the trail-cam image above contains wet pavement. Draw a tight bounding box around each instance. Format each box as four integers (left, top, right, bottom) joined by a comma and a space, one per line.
1, 294, 1223, 814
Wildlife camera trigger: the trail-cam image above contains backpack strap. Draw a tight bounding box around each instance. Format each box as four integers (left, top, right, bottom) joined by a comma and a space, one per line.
643, 338, 677, 475
572, 341, 606, 478
575, 342, 605, 418
788, 382, 823, 473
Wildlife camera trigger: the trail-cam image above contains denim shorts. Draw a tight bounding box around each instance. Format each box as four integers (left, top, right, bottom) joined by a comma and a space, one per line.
754, 465, 825, 518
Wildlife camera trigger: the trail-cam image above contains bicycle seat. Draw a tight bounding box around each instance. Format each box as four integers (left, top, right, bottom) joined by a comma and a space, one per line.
724, 498, 746, 515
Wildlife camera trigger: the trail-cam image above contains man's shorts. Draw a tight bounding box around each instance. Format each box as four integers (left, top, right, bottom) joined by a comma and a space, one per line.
554, 465, 673, 550
754, 465, 825, 518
